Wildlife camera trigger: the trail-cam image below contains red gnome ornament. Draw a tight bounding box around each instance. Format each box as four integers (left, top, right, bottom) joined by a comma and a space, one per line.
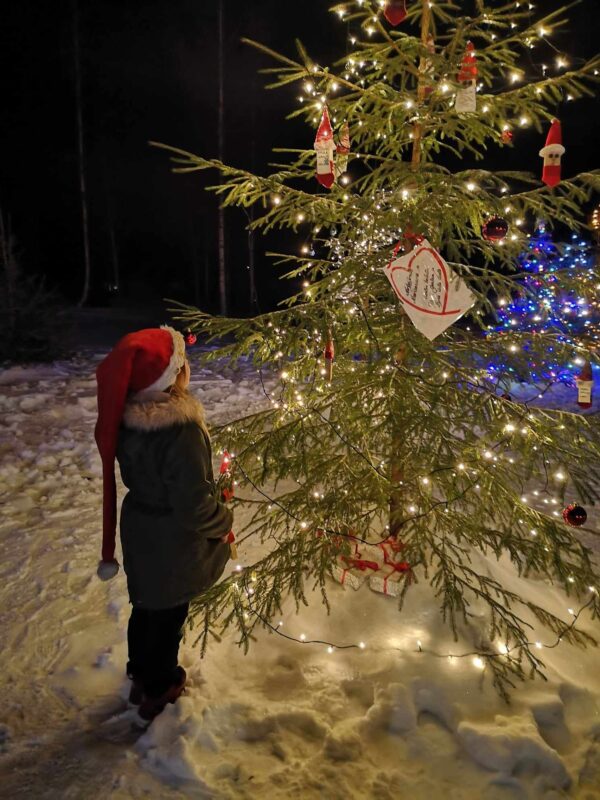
335, 122, 351, 178
384, 0, 408, 26
220, 450, 232, 475
314, 107, 336, 190
458, 41, 478, 82
539, 119, 565, 188
455, 41, 477, 112
576, 360, 593, 409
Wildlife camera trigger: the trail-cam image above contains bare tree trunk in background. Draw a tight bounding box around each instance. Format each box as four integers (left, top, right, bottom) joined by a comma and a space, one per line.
217, 0, 227, 315
72, 0, 92, 308
103, 164, 120, 294
0, 211, 18, 333
247, 77, 257, 309
188, 215, 200, 305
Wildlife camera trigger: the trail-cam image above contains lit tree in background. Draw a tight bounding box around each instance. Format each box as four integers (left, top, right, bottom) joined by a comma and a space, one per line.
487, 224, 599, 384
155, 1, 600, 696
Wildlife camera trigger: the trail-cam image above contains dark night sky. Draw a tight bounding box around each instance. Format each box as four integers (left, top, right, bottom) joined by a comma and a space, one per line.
1, 0, 599, 314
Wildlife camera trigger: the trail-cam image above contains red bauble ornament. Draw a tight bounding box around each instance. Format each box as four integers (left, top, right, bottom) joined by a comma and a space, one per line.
482, 217, 509, 242
563, 504, 587, 527
501, 129, 513, 143
184, 330, 197, 346
384, 0, 408, 26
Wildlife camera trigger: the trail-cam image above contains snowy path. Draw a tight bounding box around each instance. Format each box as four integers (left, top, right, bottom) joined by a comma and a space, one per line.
2, 353, 600, 799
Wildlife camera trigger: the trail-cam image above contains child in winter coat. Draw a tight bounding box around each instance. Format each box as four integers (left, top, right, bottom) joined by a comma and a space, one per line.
95, 326, 233, 726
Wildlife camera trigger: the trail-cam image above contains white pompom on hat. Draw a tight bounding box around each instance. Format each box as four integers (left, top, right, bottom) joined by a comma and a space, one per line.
94, 326, 186, 581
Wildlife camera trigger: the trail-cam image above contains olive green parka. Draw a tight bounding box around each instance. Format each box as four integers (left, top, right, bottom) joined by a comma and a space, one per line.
116, 389, 232, 609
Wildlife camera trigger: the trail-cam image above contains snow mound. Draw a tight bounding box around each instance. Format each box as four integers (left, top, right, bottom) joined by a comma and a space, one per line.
458, 714, 571, 790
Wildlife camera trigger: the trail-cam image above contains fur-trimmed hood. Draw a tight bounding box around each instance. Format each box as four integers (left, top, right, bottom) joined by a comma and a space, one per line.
122, 389, 207, 432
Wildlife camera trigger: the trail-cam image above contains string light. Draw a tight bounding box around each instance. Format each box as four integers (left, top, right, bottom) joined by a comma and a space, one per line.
235, 566, 597, 671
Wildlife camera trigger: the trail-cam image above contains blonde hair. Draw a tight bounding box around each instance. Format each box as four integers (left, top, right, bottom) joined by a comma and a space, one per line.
169, 363, 210, 436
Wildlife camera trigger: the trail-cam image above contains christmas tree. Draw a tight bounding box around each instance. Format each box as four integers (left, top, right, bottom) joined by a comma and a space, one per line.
154, 1, 600, 696
487, 224, 598, 384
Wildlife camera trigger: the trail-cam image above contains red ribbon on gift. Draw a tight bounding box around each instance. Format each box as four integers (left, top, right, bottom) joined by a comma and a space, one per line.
382, 561, 411, 594
341, 556, 380, 572
339, 554, 380, 586
378, 535, 405, 565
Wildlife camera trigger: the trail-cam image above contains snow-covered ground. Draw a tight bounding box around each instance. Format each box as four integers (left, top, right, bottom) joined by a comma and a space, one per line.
1, 350, 600, 799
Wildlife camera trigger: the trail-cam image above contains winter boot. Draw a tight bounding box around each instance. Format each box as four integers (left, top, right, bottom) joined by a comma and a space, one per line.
126, 668, 144, 708
135, 666, 187, 726
128, 679, 144, 708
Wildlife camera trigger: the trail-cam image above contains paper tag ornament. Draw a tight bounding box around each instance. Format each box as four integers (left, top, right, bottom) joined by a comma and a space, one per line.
335, 122, 351, 178
314, 107, 336, 189
454, 41, 477, 113
384, 239, 475, 340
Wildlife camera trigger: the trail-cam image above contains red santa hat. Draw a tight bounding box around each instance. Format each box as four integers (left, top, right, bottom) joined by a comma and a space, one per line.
94, 326, 186, 581
539, 119, 565, 188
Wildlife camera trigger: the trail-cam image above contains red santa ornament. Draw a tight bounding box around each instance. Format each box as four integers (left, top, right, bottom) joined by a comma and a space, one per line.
220, 450, 232, 475
384, 0, 408, 26
455, 41, 477, 113
576, 360, 593, 409
314, 107, 336, 190
335, 122, 351, 178
539, 119, 565, 188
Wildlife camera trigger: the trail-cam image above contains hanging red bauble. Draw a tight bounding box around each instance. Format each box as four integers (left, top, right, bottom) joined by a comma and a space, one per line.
482, 217, 509, 242
384, 0, 408, 26
562, 504, 587, 527
501, 129, 513, 144
184, 329, 197, 346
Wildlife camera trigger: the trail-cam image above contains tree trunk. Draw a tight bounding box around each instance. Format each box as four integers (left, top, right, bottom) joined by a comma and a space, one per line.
103, 166, 120, 294
217, 0, 227, 315
389, 3, 433, 538
72, 0, 92, 308
0, 211, 18, 333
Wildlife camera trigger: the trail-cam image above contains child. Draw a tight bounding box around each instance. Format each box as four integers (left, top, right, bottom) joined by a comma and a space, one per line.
95, 326, 233, 725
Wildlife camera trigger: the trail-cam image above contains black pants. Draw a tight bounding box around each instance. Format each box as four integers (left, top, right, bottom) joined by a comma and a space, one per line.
127, 603, 189, 698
